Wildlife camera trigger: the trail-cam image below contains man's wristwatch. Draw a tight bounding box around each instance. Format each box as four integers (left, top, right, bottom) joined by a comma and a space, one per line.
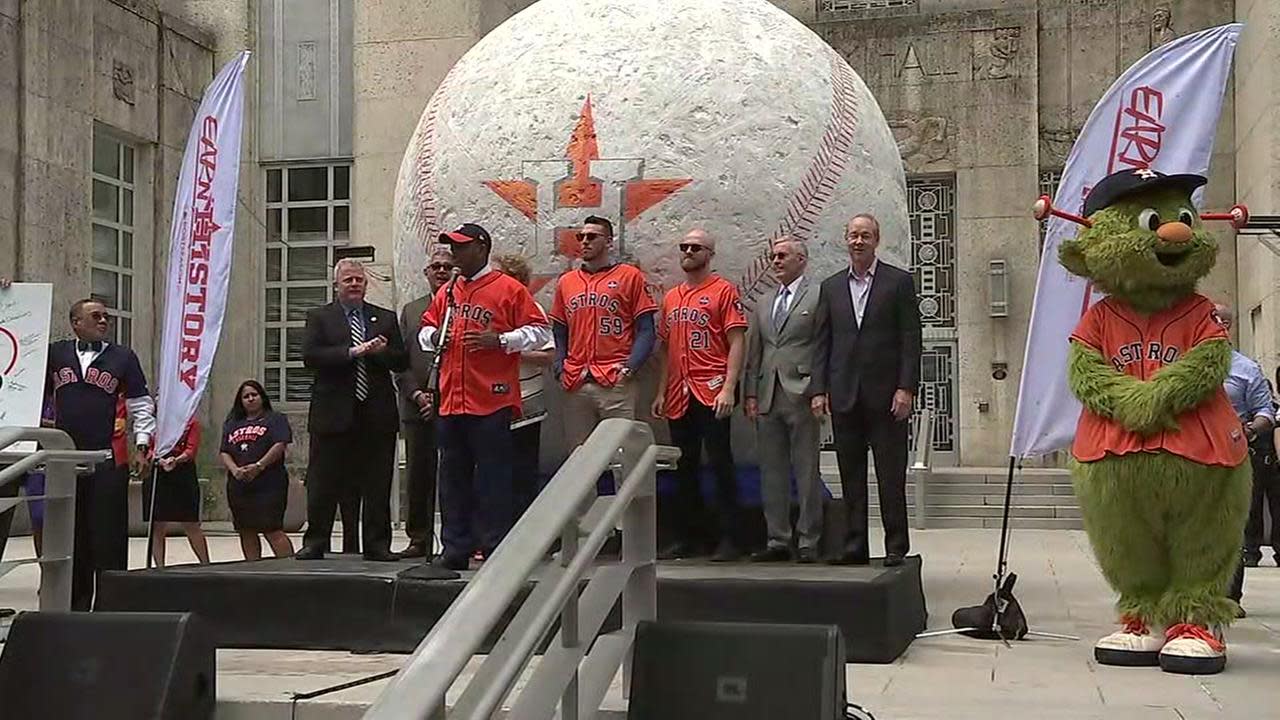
620, 366, 634, 380
498, 334, 509, 351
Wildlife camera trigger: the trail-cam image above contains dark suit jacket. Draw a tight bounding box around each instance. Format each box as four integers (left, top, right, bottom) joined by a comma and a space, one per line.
811, 261, 922, 416
302, 300, 409, 435
395, 293, 434, 423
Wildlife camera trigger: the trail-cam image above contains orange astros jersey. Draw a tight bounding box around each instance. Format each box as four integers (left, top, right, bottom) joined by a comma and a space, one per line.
550, 263, 657, 391
423, 270, 547, 417
657, 274, 748, 420
1069, 293, 1246, 467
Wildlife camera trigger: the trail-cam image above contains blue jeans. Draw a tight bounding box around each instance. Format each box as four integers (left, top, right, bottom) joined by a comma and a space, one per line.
438, 409, 514, 561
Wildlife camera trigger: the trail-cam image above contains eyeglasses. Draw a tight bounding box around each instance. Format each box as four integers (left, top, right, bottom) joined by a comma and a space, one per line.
679, 243, 709, 254
428, 263, 454, 271
577, 232, 609, 241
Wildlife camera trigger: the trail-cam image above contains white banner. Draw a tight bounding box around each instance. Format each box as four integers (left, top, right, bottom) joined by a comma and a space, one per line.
0, 283, 52, 453
1009, 24, 1242, 458
155, 51, 251, 456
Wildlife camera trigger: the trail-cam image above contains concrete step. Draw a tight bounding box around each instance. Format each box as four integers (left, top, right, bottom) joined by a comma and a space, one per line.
918, 517, 1085, 530
868, 493, 1080, 508
869, 504, 1080, 520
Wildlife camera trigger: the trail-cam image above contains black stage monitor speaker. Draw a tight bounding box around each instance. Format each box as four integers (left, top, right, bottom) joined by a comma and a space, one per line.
0, 611, 216, 720
628, 621, 846, 720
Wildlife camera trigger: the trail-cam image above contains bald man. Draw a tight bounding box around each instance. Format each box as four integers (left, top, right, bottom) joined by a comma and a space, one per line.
652, 229, 748, 562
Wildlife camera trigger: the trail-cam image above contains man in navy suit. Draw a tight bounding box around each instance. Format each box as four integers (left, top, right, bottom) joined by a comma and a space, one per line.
298, 259, 409, 561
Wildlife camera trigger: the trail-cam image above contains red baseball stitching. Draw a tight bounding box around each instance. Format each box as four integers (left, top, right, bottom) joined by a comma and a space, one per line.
409, 67, 459, 248
738, 51, 860, 308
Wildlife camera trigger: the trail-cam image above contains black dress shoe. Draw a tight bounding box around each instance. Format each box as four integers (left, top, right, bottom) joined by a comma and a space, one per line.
658, 541, 697, 560
433, 554, 470, 571
796, 547, 818, 564
295, 545, 325, 561
750, 546, 791, 563
396, 542, 430, 560
364, 549, 400, 562
827, 552, 868, 566
883, 553, 905, 567
710, 539, 742, 563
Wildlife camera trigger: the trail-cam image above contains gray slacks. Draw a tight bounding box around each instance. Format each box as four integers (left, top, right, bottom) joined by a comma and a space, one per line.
757, 386, 824, 550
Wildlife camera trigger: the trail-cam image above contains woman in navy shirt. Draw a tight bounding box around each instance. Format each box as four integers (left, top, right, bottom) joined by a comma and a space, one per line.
220, 380, 293, 560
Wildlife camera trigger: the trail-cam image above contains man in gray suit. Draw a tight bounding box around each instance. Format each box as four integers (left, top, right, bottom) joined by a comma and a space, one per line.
744, 237, 824, 564
394, 247, 455, 559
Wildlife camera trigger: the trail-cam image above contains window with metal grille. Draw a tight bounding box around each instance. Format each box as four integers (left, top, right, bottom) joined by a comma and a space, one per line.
1038, 168, 1064, 255
262, 164, 352, 403
91, 131, 137, 346
820, 0, 916, 14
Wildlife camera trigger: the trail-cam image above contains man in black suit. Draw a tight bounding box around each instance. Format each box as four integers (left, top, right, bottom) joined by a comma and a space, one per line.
298, 258, 409, 561
393, 247, 455, 559
811, 213, 922, 567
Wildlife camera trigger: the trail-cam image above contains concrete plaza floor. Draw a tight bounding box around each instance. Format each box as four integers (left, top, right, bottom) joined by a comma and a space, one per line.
1, 527, 1278, 718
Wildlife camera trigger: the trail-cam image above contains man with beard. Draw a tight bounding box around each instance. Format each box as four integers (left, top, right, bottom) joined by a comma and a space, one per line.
652, 229, 748, 562
551, 215, 657, 454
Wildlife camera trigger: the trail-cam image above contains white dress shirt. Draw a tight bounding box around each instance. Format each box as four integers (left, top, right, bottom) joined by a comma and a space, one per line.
419, 264, 553, 353
77, 340, 157, 446
847, 258, 878, 325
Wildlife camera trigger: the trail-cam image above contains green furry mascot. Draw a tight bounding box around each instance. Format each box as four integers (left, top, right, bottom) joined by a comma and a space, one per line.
1057, 168, 1249, 675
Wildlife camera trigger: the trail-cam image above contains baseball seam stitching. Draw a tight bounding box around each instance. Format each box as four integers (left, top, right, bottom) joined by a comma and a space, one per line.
738, 50, 861, 307
410, 67, 459, 247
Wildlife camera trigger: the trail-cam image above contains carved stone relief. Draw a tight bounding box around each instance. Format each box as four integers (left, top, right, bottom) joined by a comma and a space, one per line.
891, 113, 951, 171
1151, 5, 1174, 48
1039, 126, 1078, 167
974, 27, 1021, 80
112, 61, 135, 105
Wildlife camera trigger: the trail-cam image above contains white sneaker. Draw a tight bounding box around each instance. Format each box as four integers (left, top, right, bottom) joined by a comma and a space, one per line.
1094, 616, 1164, 666
1158, 623, 1226, 675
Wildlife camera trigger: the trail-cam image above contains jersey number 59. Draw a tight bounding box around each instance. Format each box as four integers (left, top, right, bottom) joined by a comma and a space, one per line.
598, 316, 624, 336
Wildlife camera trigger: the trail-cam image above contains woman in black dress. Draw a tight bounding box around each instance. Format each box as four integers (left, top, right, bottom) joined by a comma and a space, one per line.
142, 417, 210, 567
220, 380, 294, 560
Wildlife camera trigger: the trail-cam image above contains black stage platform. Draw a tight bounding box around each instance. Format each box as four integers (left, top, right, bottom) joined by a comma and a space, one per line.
96, 555, 927, 663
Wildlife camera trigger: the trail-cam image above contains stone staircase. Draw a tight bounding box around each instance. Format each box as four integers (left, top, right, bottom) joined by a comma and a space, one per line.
819, 457, 1081, 530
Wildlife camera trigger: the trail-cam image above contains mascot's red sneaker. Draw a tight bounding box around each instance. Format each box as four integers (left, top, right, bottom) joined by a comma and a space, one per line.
1094, 615, 1165, 666
1158, 623, 1226, 675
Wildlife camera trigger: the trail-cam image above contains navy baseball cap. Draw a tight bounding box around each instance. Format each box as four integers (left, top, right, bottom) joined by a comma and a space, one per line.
439, 223, 491, 245
1082, 168, 1207, 217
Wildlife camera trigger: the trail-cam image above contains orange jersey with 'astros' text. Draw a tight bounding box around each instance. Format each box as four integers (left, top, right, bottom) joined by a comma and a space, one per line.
550, 263, 657, 391
1069, 293, 1246, 467
657, 275, 748, 420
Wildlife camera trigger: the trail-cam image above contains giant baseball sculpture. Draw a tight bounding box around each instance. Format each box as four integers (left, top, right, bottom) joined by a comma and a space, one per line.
393, 0, 909, 307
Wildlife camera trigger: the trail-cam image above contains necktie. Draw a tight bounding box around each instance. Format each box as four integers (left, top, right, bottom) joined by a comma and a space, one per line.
77, 340, 104, 353
773, 286, 789, 332
349, 309, 368, 401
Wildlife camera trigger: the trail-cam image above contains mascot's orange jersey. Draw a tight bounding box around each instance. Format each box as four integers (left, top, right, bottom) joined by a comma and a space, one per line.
657, 275, 747, 420
1069, 293, 1247, 467
550, 263, 656, 391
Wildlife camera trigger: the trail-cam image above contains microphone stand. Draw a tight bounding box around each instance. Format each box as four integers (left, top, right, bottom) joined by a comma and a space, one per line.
425, 269, 461, 406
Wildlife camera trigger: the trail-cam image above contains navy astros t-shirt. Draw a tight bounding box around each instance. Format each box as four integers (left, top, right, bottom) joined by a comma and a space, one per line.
45, 340, 149, 452
221, 412, 292, 486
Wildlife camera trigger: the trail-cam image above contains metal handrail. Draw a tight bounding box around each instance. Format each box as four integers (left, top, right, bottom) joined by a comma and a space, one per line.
909, 408, 935, 530
364, 418, 676, 720
0, 426, 112, 611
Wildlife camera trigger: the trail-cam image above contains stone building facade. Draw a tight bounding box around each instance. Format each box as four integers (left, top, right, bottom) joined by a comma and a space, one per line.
2, 0, 1277, 475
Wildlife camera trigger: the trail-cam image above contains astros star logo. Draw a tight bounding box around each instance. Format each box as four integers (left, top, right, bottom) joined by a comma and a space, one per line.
484, 97, 691, 292
1134, 168, 1159, 179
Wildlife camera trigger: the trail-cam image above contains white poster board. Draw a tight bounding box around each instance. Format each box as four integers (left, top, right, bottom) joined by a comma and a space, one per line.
0, 283, 53, 453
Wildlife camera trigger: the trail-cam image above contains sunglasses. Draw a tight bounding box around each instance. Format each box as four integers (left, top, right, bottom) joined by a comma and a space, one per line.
428, 263, 454, 271
577, 232, 609, 241
679, 243, 709, 254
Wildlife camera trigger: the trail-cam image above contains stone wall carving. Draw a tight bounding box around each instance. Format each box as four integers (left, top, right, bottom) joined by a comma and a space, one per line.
111, 60, 135, 105
974, 27, 1021, 80
891, 113, 951, 171
1039, 126, 1077, 168
1151, 5, 1175, 47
